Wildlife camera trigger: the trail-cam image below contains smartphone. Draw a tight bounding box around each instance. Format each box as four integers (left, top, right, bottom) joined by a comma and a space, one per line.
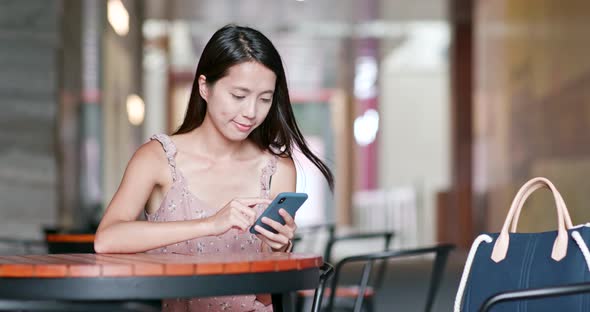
249, 192, 308, 235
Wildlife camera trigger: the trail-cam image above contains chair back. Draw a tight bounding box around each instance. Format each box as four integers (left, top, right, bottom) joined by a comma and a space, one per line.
325, 244, 455, 312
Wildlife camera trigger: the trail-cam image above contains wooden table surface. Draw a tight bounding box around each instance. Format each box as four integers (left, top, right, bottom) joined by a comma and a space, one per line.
0, 252, 323, 312
0, 252, 322, 278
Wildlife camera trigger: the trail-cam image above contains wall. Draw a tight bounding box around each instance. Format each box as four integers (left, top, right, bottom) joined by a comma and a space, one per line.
102, 0, 144, 215
0, 0, 59, 238
378, 23, 451, 244
475, 0, 590, 231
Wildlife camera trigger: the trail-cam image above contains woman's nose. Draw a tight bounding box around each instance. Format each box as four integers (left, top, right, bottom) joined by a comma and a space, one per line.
242, 100, 256, 119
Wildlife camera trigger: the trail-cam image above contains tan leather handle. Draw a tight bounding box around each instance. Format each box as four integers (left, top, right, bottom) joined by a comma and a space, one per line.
510, 180, 574, 232
491, 177, 569, 263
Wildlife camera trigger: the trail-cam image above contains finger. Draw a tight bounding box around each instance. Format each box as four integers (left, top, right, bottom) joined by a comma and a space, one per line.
256, 234, 283, 250
236, 198, 273, 207
230, 202, 257, 223
233, 204, 256, 223
233, 213, 252, 231
270, 214, 294, 240
234, 219, 249, 232
279, 209, 296, 227
278, 210, 296, 238
238, 205, 257, 221
234, 222, 249, 232
261, 216, 286, 234
255, 225, 289, 245
231, 218, 249, 232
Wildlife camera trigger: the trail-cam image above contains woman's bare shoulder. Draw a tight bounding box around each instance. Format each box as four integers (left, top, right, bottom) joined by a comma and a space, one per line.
276, 153, 295, 171
135, 139, 168, 162
126, 139, 170, 185
268, 150, 296, 195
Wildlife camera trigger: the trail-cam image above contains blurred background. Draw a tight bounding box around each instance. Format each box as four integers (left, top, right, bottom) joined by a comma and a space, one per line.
1, 0, 590, 310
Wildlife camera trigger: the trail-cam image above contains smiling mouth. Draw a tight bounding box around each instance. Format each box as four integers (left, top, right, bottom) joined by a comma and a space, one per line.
233, 121, 254, 132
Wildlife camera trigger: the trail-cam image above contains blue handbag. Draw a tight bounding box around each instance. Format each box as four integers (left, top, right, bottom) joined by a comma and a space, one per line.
454, 177, 590, 311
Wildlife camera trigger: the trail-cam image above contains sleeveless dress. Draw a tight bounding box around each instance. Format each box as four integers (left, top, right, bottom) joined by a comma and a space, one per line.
146, 134, 276, 312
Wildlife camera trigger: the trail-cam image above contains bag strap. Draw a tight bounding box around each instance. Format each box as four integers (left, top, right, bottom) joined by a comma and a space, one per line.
491, 177, 570, 263
510, 179, 573, 232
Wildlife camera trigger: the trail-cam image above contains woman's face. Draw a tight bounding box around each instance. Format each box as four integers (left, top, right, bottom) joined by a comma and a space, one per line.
199, 61, 276, 142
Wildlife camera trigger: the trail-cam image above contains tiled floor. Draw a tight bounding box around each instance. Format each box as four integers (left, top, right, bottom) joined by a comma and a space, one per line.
375, 251, 465, 311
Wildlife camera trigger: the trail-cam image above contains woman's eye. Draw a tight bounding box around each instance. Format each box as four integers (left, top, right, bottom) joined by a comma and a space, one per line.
261, 98, 272, 103
232, 94, 245, 100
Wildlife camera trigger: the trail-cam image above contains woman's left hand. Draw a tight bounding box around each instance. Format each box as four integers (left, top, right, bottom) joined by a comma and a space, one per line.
254, 209, 297, 252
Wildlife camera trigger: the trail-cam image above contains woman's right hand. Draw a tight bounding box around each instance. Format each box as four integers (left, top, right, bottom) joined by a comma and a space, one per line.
207, 198, 271, 235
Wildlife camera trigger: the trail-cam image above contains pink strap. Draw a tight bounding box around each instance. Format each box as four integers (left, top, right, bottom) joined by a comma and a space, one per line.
150, 134, 178, 181
260, 155, 278, 198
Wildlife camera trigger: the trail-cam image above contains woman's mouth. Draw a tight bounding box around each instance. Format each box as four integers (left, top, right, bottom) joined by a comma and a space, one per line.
233, 120, 254, 132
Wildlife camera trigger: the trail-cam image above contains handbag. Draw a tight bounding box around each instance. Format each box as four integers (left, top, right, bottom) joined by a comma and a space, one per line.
454, 177, 590, 311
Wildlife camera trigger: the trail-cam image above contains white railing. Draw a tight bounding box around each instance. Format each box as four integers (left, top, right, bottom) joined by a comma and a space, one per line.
352, 187, 419, 249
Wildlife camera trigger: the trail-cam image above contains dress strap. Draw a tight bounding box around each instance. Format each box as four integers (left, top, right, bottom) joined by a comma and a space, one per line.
260, 155, 279, 199
149, 134, 178, 181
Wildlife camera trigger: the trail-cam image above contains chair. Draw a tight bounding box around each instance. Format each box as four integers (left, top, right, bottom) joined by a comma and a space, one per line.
292, 223, 336, 256
43, 226, 96, 254
293, 223, 394, 265
322, 244, 454, 312
311, 262, 336, 312
479, 282, 590, 312
323, 231, 394, 264
295, 224, 394, 312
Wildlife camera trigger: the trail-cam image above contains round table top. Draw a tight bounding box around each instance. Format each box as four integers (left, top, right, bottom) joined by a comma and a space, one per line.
0, 252, 322, 278
0, 253, 323, 302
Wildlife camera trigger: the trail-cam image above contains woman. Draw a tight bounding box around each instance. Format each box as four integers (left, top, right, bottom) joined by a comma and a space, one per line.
95, 24, 333, 311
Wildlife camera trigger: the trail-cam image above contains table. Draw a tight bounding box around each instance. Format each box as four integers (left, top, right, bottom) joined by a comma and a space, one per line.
0, 252, 322, 311
44, 233, 95, 254
44, 234, 95, 243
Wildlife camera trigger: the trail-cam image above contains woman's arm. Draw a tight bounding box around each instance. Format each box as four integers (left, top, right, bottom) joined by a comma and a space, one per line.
94, 141, 216, 253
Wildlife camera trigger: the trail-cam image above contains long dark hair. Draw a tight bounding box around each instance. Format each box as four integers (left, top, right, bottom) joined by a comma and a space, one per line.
175, 24, 334, 191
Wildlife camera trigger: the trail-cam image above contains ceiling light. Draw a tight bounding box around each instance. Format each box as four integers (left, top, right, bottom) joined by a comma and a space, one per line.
126, 94, 145, 126
108, 0, 129, 36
